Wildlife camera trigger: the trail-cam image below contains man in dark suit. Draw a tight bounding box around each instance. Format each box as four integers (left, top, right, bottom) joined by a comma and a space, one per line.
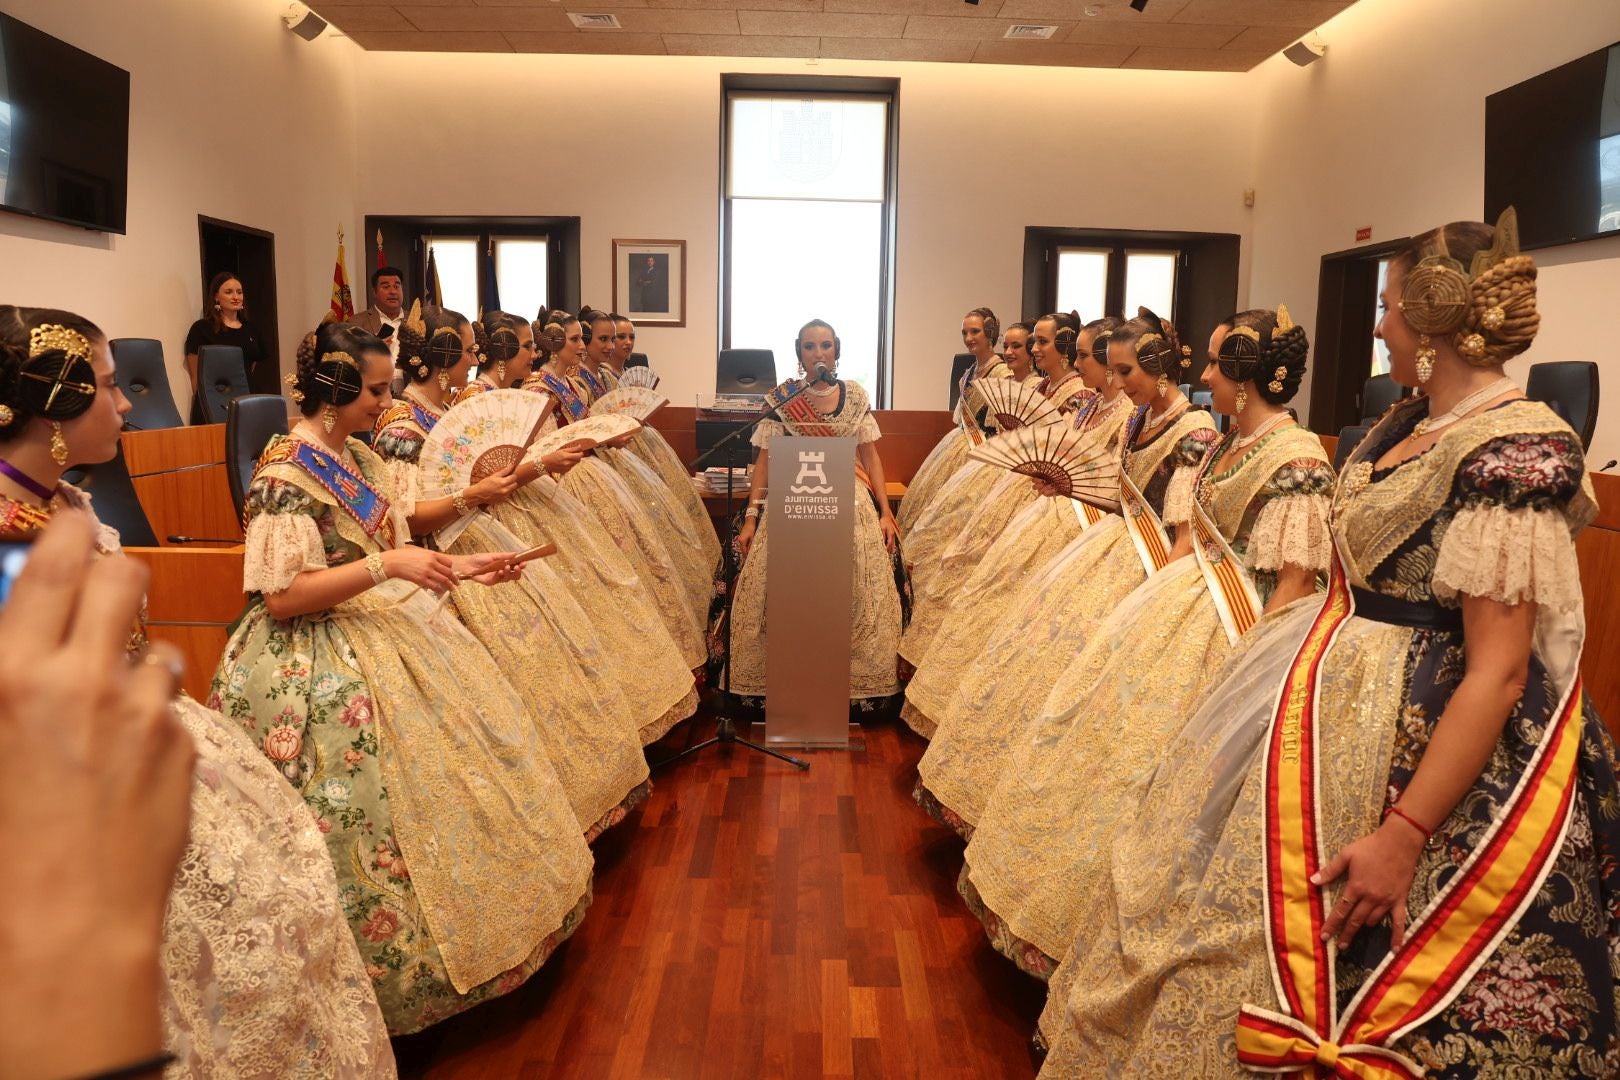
632, 255, 668, 314
352, 266, 405, 358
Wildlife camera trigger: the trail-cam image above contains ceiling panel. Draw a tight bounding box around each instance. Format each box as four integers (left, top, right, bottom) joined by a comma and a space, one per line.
311, 0, 1361, 70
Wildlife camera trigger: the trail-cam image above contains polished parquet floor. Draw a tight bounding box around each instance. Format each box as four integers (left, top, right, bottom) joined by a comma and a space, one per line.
393, 709, 1042, 1079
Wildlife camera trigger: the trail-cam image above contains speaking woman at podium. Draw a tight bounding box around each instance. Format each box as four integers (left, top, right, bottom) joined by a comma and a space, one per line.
724, 319, 909, 715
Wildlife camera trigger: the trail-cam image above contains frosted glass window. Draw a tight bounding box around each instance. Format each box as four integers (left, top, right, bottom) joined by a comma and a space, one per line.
1055, 248, 1108, 320
729, 199, 882, 392
495, 238, 548, 321
1124, 251, 1177, 321
728, 95, 888, 201
428, 238, 478, 320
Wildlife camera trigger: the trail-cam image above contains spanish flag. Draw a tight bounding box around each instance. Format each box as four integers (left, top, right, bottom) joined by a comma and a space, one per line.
330, 228, 354, 320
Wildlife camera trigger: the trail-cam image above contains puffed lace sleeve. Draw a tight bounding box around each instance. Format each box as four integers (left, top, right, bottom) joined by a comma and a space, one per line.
241, 477, 329, 595
371, 423, 423, 519
857, 412, 881, 444
752, 417, 786, 450
1432, 431, 1586, 613
1160, 428, 1220, 526
1246, 458, 1336, 573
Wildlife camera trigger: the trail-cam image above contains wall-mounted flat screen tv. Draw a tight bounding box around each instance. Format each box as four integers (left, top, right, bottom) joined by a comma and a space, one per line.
0, 14, 129, 233
1486, 41, 1620, 251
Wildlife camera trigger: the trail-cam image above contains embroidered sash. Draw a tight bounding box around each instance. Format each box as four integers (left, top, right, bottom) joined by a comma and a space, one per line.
378, 397, 440, 438
535, 370, 589, 422
256, 439, 397, 548
1187, 438, 1262, 644
1070, 498, 1107, 530
765, 379, 843, 439
1236, 550, 1586, 1078
576, 365, 608, 400
1117, 407, 1176, 575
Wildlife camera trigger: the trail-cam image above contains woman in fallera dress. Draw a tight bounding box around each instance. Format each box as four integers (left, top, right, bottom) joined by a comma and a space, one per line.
958, 306, 1334, 981
901, 317, 1129, 743
724, 319, 907, 713
903, 309, 1213, 779
1041, 213, 1620, 1078
370, 306, 651, 841
0, 305, 395, 1075
208, 320, 593, 1034
897, 307, 1010, 535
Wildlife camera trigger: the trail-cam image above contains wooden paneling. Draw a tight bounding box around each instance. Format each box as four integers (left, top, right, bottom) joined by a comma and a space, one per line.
1578, 471, 1620, 742
391, 715, 1042, 1078
124, 545, 246, 701
122, 423, 242, 544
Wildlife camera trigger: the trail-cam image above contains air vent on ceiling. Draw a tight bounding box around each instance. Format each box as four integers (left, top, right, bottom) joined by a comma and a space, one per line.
1004, 23, 1059, 39
568, 12, 623, 30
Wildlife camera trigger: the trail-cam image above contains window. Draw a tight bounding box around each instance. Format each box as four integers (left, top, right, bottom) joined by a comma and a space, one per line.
494, 238, 549, 323
425, 237, 478, 319
723, 82, 897, 400
1046, 240, 1187, 324
1055, 249, 1108, 321
1123, 251, 1177, 322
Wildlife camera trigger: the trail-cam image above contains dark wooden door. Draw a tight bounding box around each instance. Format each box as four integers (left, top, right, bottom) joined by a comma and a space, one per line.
198, 216, 279, 394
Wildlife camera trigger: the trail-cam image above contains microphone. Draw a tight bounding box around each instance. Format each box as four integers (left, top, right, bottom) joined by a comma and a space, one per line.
812, 362, 836, 386
1600, 459, 1618, 472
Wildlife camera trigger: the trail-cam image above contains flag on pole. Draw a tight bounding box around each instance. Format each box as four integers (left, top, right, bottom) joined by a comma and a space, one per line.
478, 237, 501, 314
375, 228, 386, 270
330, 227, 354, 320
424, 241, 442, 307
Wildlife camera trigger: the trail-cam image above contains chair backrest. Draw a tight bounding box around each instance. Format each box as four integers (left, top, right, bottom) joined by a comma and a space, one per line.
1334, 424, 1373, 471
715, 348, 775, 396
947, 353, 975, 412
196, 344, 250, 424
69, 442, 158, 547
1525, 361, 1600, 450
225, 394, 290, 522
1360, 373, 1402, 423
627, 352, 650, 369
109, 338, 184, 431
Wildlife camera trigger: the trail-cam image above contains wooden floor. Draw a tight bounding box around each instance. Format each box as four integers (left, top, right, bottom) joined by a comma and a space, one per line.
392, 709, 1043, 1079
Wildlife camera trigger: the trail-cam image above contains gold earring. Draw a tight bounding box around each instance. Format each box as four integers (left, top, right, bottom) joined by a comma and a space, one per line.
1415, 335, 1436, 385
438, 369, 450, 391
50, 422, 68, 465
321, 404, 338, 434
0, 403, 13, 425
496, 360, 507, 385
1235, 386, 1247, 414
1156, 374, 1169, 398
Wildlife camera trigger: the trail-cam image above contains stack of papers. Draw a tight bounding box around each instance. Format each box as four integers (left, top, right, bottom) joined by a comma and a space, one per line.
692, 467, 753, 495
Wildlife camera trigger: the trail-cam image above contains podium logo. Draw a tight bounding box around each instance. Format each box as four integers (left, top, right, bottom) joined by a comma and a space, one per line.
790, 451, 833, 494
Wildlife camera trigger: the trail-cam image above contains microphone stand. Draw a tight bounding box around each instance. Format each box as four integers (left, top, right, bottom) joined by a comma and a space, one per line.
654, 378, 830, 773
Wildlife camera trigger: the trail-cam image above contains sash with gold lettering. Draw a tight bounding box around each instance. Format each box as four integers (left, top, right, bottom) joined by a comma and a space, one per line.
256, 438, 397, 549
1236, 546, 1586, 1078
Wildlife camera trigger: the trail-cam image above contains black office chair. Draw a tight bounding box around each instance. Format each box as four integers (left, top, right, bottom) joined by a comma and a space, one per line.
715, 349, 775, 396
110, 338, 184, 431
627, 352, 650, 369
1361, 373, 1402, 423
1334, 424, 1373, 471
1190, 389, 1229, 432
947, 353, 976, 412
196, 344, 251, 424
1526, 361, 1600, 450
225, 395, 290, 522
69, 443, 159, 547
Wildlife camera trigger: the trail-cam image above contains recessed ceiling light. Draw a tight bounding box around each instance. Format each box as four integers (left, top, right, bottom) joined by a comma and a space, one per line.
1004, 23, 1059, 39
567, 12, 623, 29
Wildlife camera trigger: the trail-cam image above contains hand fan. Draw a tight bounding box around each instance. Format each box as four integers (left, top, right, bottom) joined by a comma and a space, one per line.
976, 377, 1064, 432
525, 413, 643, 462
417, 389, 556, 501
619, 366, 661, 390
591, 385, 668, 421
969, 420, 1121, 510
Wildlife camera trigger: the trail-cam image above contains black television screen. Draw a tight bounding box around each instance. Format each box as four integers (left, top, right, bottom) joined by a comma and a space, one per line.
0, 14, 129, 233
1486, 41, 1620, 251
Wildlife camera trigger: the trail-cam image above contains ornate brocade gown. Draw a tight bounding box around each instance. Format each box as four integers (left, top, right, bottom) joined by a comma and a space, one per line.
897, 358, 1011, 535
726, 379, 905, 705
958, 422, 1335, 979
1040, 398, 1620, 1078
208, 434, 593, 1035
371, 395, 651, 840
0, 486, 395, 1077
901, 407, 1218, 743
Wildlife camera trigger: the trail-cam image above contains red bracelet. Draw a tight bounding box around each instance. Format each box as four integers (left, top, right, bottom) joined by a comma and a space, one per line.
1384, 803, 1433, 840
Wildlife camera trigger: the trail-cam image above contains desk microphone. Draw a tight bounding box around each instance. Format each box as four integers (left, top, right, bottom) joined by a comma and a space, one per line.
166, 535, 240, 545
812, 362, 837, 386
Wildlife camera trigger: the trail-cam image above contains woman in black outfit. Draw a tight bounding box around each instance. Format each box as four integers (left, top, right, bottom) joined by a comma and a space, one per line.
184, 272, 266, 421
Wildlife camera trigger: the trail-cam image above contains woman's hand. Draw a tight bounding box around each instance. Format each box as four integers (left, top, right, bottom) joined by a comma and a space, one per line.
542, 446, 586, 476
1312, 816, 1427, 949
451, 551, 522, 587
1031, 477, 1062, 498
737, 517, 757, 559
605, 431, 638, 449
879, 513, 900, 554
466, 472, 520, 509
381, 545, 458, 593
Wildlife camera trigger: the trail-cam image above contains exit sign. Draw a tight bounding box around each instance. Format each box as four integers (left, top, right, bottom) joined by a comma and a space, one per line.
1356, 226, 1373, 242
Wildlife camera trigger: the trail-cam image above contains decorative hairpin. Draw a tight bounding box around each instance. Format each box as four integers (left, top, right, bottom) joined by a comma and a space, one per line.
283, 371, 306, 403
28, 324, 92, 364
1268, 366, 1287, 395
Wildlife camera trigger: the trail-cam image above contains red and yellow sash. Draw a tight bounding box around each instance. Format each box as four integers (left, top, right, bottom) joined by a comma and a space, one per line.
1237, 552, 1586, 1078
1191, 496, 1261, 645
1119, 466, 1174, 576
767, 378, 842, 439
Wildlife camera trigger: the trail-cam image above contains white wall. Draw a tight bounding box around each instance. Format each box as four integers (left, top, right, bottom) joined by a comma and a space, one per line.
1247, 0, 1620, 466
0, 0, 361, 412
353, 52, 1259, 411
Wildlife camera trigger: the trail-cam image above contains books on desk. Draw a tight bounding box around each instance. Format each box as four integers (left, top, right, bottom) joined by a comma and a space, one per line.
692, 467, 753, 496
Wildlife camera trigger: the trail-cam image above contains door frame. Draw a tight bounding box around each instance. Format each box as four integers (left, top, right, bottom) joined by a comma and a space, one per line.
1310, 236, 1409, 434
197, 215, 280, 394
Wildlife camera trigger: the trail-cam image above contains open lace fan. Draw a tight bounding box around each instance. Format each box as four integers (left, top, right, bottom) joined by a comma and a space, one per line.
525, 413, 642, 462
591, 385, 667, 421
976, 377, 1064, 431
417, 389, 555, 500
969, 421, 1121, 510
619, 366, 660, 390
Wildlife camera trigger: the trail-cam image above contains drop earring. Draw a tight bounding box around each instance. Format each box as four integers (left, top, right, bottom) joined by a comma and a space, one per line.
49, 422, 68, 465
1156, 374, 1169, 398
438, 369, 450, 392
1235, 386, 1248, 414
496, 360, 507, 385
321, 404, 338, 435
1415, 335, 1436, 385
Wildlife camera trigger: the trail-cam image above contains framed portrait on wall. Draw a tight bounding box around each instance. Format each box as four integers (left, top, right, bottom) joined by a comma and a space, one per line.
612, 239, 686, 328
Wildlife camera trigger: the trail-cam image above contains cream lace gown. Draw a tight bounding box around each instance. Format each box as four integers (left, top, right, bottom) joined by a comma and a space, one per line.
1040, 399, 1620, 1077
897, 359, 1011, 535
958, 424, 1334, 979
209, 435, 593, 1034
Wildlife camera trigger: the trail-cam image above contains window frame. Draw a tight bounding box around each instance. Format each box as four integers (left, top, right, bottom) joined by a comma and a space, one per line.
363, 214, 580, 321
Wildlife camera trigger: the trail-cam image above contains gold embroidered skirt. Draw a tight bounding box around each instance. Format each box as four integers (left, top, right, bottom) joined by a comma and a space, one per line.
897, 428, 971, 535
